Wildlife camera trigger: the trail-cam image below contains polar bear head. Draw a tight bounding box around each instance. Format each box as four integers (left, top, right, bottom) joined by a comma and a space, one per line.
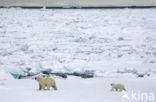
35, 77, 42, 82
111, 83, 115, 86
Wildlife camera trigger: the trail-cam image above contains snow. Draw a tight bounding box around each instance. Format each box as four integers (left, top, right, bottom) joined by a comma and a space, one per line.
0, 69, 13, 81
0, 69, 13, 88
0, 8, 156, 78
0, 77, 156, 102
0, 8, 156, 102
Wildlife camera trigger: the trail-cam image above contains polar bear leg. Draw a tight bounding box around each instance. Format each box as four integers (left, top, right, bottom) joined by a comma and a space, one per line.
42, 84, 46, 90
123, 88, 126, 91
47, 85, 51, 90
115, 88, 118, 91
39, 84, 42, 90
119, 88, 123, 91
111, 88, 114, 91
52, 85, 57, 90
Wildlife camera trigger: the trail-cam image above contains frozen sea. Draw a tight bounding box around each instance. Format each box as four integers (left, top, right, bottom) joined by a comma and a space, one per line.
0, 8, 156, 102
0, 8, 156, 77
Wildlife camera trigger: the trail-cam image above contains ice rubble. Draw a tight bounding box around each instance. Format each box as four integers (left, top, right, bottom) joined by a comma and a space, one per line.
0, 8, 156, 78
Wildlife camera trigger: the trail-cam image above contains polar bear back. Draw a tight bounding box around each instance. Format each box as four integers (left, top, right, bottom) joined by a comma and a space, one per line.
44, 78, 55, 86
113, 84, 124, 89
36, 77, 55, 86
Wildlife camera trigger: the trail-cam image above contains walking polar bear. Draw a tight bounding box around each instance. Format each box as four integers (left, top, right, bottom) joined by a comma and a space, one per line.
111, 83, 126, 91
35, 77, 57, 90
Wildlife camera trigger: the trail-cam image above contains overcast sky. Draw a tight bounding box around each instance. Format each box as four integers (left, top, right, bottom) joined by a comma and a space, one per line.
0, 0, 156, 7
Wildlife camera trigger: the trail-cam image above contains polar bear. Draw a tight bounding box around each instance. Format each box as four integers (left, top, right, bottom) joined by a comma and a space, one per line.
35, 77, 57, 90
111, 83, 126, 91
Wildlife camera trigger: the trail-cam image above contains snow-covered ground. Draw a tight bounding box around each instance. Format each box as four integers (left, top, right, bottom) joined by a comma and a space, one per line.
0, 8, 156, 102
0, 77, 156, 102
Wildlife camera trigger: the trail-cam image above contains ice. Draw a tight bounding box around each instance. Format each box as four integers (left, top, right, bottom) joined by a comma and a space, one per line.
0, 69, 13, 80
0, 8, 156, 78
0, 7, 156, 102
0, 77, 156, 102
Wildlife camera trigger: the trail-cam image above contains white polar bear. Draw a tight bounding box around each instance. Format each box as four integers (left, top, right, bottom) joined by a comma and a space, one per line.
35, 77, 57, 90
111, 83, 126, 91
